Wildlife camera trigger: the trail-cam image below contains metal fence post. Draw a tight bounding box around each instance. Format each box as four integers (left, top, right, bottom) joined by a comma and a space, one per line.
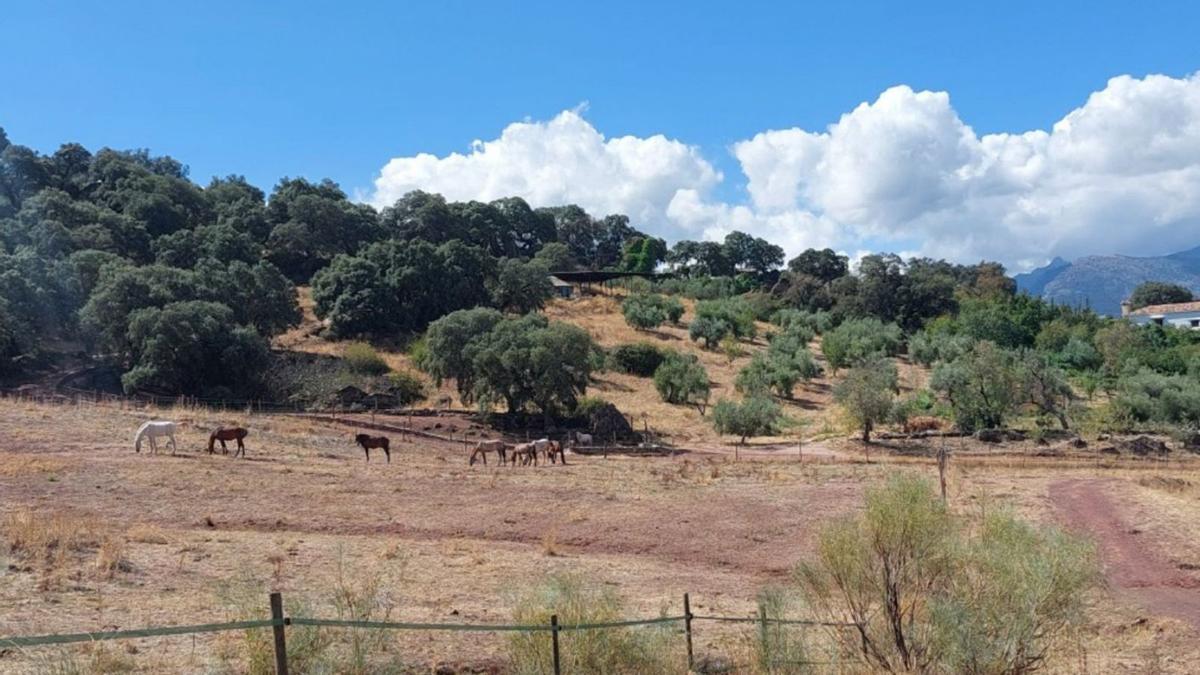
684, 593, 694, 672
269, 592, 289, 675
550, 614, 561, 675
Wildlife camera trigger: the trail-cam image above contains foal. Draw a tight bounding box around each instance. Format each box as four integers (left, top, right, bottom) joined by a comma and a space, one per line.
355, 433, 391, 463
209, 427, 249, 458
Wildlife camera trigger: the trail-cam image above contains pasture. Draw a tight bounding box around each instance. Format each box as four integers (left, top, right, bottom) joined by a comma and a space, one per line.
2, 396, 1200, 673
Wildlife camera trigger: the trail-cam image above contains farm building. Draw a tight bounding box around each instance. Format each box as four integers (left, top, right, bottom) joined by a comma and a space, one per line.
548, 275, 574, 299
1123, 299, 1200, 329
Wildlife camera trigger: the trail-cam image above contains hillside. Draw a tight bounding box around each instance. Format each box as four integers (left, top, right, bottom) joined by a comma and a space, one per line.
1016, 245, 1200, 315
276, 287, 929, 447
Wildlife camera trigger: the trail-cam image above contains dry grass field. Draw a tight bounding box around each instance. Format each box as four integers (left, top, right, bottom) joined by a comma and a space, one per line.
2, 396, 1200, 673
3, 292, 1200, 672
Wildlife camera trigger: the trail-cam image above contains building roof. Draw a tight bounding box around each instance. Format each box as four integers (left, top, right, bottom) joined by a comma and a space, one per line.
1128, 300, 1200, 316
547, 275, 572, 288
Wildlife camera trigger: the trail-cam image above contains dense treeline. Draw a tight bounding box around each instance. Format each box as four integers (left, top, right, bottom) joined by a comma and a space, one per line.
4, 126, 1198, 433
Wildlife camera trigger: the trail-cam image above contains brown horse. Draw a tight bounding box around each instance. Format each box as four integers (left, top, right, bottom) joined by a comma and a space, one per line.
543, 440, 567, 465
469, 439, 508, 466
509, 442, 537, 467
355, 433, 390, 463
209, 427, 248, 458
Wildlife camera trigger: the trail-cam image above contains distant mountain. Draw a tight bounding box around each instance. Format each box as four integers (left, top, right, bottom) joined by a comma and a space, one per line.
1015, 245, 1200, 316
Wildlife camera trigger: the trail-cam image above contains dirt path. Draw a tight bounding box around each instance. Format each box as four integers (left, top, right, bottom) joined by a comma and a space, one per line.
1051, 479, 1200, 630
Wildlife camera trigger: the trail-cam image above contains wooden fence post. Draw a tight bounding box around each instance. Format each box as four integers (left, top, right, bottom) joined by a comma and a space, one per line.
758, 604, 769, 668
550, 614, 562, 675
684, 593, 694, 671
269, 591, 289, 675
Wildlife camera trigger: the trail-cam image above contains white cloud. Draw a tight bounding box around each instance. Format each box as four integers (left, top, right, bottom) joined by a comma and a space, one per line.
370, 73, 1200, 270
370, 110, 720, 232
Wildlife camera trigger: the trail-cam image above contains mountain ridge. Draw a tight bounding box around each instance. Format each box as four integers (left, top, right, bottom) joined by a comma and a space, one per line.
1015, 246, 1200, 315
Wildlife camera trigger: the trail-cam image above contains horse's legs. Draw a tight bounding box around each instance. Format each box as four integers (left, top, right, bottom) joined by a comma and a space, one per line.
170, 433, 178, 455
384, 446, 390, 463
237, 438, 245, 457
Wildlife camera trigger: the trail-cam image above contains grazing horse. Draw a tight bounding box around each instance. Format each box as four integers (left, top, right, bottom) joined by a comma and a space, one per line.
134, 421, 178, 455
469, 439, 508, 466
545, 440, 567, 465
571, 431, 593, 447
209, 427, 249, 458
509, 442, 537, 467
355, 433, 391, 463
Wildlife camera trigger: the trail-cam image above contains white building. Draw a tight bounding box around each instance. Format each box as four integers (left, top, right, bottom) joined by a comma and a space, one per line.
1123, 300, 1200, 329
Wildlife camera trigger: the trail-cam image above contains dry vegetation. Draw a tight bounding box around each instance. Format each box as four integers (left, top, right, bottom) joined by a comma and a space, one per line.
3, 293, 1200, 672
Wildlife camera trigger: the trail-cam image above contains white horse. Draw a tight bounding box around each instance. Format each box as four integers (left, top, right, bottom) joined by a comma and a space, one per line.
571, 431, 593, 447
134, 421, 178, 455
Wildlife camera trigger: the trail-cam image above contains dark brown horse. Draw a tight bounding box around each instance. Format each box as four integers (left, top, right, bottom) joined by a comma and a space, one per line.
355, 433, 390, 463
209, 427, 248, 458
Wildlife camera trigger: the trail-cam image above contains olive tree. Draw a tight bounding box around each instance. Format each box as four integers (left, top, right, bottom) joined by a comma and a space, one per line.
833, 358, 898, 443
653, 352, 710, 413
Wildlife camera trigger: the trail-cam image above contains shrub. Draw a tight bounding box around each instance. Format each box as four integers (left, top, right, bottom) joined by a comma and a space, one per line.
771, 308, 834, 335
622, 293, 669, 330
653, 352, 711, 412
688, 315, 730, 349
719, 335, 746, 362
797, 475, 1097, 674
663, 295, 685, 324
385, 370, 425, 405
1112, 368, 1200, 427
821, 318, 902, 372
712, 395, 783, 443
834, 358, 898, 443
908, 329, 973, 367
695, 298, 757, 339
609, 342, 666, 377
508, 574, 679, 675
343, 342, 391, 375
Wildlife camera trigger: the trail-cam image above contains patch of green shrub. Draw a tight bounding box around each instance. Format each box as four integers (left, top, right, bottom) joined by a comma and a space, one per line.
609, 342, 667, 377
342, 342, 391, 375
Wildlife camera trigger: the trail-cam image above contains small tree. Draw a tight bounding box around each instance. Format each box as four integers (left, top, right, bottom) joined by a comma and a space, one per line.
653, 352, 710, 413
608, 342, 666, 377
930, 342, 1020, 432
663, 296, 685, 324
688, 316, 730, 349
834, 358, 898, 443
621, 293, 668, 331
821, 318, 902, 373
711, 396, 783, 444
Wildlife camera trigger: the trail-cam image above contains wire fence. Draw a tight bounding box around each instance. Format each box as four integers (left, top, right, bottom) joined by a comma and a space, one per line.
0, 592, 857, 674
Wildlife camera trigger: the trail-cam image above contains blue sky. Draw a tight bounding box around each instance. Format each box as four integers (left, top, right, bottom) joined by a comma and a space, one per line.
4, 1, 1200, 266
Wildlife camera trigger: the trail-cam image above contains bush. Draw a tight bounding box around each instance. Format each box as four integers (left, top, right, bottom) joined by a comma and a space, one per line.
1112, 368, 1200, 427
653, 352, 710, 412
507, 574, 679, 675
385, 370, 425, 405
663, 295, 685, 324
908, 330, 972, 367
609, 342, 667, 377
343, 342, 391, 375
712, 395, 783, 443
695, 298, 757, 339
797, 475, 1097, 674
688, 315, 730, 349
834, 358, 898, 443
621, 293, 669, 330
771, 308, 834, 335
821, 318, 902, 372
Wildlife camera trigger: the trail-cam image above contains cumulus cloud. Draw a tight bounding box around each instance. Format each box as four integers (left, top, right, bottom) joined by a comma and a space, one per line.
370, 73, 1200, 269
370, 109, 720, 232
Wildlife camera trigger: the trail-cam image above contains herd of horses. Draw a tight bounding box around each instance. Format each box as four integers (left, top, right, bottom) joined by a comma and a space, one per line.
133, 421, 591, 466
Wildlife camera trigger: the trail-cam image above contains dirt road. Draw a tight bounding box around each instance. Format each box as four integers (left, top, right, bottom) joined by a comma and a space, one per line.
1051, 479, 1200, 630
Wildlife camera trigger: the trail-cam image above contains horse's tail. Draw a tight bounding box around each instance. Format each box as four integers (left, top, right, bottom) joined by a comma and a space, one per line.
207, 432, 215, 453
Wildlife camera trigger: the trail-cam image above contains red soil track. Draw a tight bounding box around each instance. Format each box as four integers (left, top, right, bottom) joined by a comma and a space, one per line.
1051, 479, 1200, 630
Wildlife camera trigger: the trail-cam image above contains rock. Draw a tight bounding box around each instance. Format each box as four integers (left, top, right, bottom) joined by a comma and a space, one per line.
334, 385, 367, 405
1119, 436, 1170, 457
1070, 438, 1088, 449
1099, 446, 1120, 456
